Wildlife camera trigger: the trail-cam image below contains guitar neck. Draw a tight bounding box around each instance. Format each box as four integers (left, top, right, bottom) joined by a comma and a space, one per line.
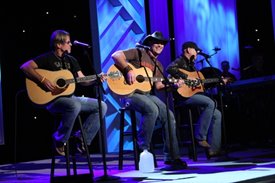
63, 76, 96, 85
139, 76, 180, 83
202, 78, 220, 84
75, 75, 97, 83
74, 73, 113, 84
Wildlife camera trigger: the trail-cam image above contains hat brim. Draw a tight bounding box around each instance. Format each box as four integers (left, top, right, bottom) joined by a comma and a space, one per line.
195, 47, 202, 52
182, 41, 202, 52
142, 36, 168, 46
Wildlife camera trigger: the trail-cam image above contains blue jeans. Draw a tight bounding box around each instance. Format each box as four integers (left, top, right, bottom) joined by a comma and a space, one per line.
121, 93, 181, 161
46, 95, 107, 145
178, 94, 222, 152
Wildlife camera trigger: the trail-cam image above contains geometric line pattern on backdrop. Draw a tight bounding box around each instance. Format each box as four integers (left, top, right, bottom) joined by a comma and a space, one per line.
96, 0, 146, 152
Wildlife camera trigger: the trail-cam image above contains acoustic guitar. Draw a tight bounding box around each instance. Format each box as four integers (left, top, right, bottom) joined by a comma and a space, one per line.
177, 68, 223, 98
106, 64, 194, 96
26, 69, 121, 105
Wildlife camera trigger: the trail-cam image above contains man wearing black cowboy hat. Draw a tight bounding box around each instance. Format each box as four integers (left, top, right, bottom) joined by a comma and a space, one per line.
111, 31, 187, 169
166, 41, 223, 158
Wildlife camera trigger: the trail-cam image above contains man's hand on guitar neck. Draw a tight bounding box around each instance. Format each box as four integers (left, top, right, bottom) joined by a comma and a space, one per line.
99, 72, 107, 82
173, 79, 185, 88
221, 76, 230, 85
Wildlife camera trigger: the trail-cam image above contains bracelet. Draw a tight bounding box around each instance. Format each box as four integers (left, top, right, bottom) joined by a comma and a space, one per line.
122, 65, 133, 75
40, 77, 46, 83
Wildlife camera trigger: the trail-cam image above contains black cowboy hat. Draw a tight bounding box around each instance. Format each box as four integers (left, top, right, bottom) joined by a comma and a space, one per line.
142, 31, 169, 46
182, 41, 202, 52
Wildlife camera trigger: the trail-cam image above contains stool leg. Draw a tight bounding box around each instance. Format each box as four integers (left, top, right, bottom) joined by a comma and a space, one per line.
65, 142, 71, 176
149, 143, 158, 168
71, 148, 77, 175
130, 110, 139, 170
151, 140, 158, 168
118, 109, 125, 170
175, 107, 183, 144
77, 115, 94, 177
189, 109, 197, 161
50, 143, 56, 182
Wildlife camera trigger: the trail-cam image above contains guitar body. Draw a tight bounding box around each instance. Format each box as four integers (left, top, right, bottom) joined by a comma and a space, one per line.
106, 64, 153, 96
177, 69, 205, 98
26, 69, 76, 105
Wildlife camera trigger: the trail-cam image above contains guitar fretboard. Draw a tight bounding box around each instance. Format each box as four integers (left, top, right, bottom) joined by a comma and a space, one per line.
136, 75, 179, 83
200, 78, 220, 84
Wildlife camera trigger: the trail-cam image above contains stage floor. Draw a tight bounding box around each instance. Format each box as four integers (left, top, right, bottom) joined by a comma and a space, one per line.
1, 146, 275, 183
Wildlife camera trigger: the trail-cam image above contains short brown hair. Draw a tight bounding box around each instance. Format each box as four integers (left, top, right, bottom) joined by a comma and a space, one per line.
50, 30, 70, 50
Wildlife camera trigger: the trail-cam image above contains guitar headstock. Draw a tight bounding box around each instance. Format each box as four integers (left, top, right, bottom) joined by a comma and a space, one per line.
108, 70, 122, 79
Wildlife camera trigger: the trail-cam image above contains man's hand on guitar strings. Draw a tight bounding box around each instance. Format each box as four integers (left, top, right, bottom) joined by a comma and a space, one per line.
126, 70, 136, 85
42, 78, 56, 91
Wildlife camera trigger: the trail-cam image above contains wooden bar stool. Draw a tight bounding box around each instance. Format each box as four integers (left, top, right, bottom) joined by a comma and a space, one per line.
175, 105, 209, 161
118, 107, 139, 170
14, 90, 93, 182
50, 115, 93, 182
175, 106, 198, 161
118, 107, 158, 170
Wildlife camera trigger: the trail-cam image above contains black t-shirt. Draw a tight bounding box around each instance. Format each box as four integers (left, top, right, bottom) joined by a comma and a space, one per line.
33, 51, 81, 77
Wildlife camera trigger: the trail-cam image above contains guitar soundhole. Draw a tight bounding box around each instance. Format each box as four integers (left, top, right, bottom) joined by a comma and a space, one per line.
136, 75, 145, 83
56, 79, 66, 88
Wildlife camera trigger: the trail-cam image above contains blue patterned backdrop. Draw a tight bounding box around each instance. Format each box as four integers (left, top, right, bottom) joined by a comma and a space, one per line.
96, 0, 147, 152
172, 0, 240, 79
94, 0, 240, 153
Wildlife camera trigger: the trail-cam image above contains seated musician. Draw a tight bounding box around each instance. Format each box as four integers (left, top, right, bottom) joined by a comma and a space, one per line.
111, 31, 187, 169
166, 41, 223, 157
20, 30, 108, 156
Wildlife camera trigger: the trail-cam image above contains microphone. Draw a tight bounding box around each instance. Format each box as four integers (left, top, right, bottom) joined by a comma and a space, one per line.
198, 52, 211, 59
73, 40, 91, 48
213, 47, 221, 52
135, 43, 151, 50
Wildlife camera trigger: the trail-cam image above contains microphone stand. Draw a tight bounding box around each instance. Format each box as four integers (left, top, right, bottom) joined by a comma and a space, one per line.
82, 48, 120, 182
196, 52, 217, 68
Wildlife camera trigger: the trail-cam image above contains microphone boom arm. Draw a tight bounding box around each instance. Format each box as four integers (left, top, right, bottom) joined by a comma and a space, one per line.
196, 49, 219, 64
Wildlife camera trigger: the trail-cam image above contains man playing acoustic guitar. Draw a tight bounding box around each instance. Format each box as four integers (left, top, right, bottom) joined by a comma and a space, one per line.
111, 31, 187, 169
167, 41, 224, 158
20, 30, 107, 156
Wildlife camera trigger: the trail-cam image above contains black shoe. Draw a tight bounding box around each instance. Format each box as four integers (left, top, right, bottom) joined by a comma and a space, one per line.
164, 159, 188, 169
73, 132, 86, 155
197, 140, 211, 148
53, 139, 65, 156
207, 150, 226, 158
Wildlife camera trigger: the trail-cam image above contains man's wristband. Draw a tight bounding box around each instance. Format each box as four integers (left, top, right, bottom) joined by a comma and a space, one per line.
122, 65, 133, 75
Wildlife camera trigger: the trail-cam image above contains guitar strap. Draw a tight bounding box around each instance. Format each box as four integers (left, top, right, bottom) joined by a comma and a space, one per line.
137, 48, 154, 90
